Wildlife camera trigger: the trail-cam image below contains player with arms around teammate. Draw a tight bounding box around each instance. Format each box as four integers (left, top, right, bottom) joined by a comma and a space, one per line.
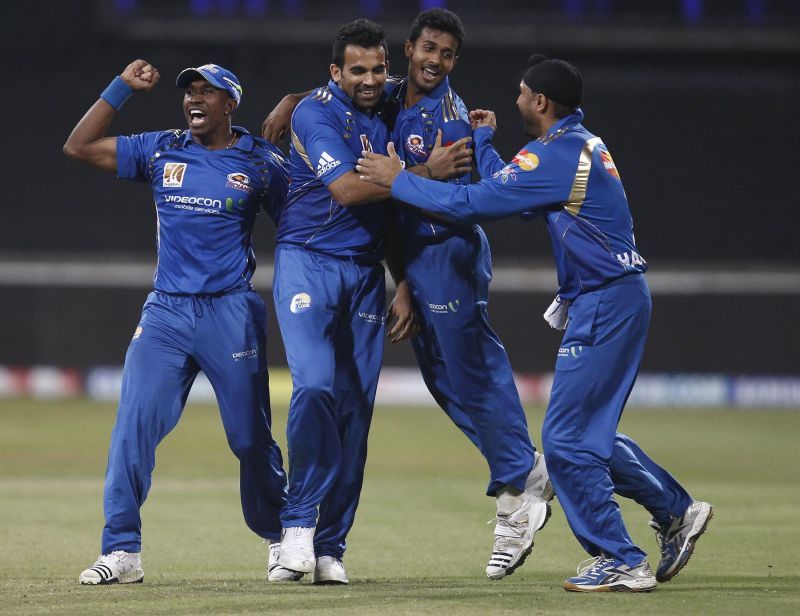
271, 19, 419, 585
63, 60, 290, 585
263, 9, 553, 581
357, 55, 713, 593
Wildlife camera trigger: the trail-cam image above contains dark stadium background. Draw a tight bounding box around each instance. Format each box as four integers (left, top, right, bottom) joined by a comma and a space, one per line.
1, 0, 798, 376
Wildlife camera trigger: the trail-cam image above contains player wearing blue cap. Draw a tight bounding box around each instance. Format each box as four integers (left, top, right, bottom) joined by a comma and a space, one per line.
262, 9, 553, 581
64, 59, 291, 585
357, 55, 713, 593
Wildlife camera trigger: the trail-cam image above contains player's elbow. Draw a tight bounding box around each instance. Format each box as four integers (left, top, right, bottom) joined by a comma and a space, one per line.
328, 184, 360, 207
62, 140, 80, 159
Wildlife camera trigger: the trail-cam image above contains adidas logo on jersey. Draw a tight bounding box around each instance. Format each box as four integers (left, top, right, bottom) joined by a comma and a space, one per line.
316, 151, 341, 176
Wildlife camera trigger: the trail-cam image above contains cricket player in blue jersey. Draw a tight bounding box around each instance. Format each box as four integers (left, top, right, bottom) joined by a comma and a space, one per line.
357, 55, 713, 593
271, 19, 423, 585
262, 9, 553, 581
64, 59, 291, 585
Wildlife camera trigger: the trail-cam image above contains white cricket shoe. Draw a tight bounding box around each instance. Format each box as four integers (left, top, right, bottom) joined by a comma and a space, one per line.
267, 541, 304, 582
313, 556, 349, 585
79, 550, 143, 585
486, 454, 553, 580
277, 526, 316, 573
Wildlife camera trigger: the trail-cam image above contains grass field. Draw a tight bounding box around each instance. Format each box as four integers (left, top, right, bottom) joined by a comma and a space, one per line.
1, 399, 799, 615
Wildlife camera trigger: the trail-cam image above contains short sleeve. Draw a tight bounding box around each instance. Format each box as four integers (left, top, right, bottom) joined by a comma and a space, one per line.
291, 101, 356, 186
116, 131, 166, 182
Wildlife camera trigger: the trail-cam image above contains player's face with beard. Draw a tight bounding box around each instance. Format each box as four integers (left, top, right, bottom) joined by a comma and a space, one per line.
331, 45, 388, 112
182, 79, 235, 140
405, 28, 459, 94
517, 81, 543, 138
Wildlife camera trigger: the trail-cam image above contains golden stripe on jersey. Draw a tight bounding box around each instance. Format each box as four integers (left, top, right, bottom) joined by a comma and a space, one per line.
564, 137, 602, 216
441, 90, 460, 122
291, 130, 314, 171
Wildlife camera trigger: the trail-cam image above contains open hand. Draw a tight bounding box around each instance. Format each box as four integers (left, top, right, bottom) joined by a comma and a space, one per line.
425, 129, 473, 180
386, 280, 420, 343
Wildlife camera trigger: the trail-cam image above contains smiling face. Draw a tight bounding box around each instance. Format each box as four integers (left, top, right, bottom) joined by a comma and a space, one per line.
182, 78, 236, 140
330, 44, 388, 112
405, 27, 458, 96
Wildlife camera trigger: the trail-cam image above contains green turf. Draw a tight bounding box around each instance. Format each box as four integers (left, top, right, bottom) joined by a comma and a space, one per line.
1, 399, 799, 614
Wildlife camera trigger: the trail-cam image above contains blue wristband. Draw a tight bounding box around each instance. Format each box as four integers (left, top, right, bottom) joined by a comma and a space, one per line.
100, 76, 134, 110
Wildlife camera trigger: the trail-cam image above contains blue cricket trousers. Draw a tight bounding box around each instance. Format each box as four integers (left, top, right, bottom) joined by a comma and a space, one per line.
541, 274, 691, 567
273, 245, 386, 560
102, 289, 288, 553
404, 226, 535, 496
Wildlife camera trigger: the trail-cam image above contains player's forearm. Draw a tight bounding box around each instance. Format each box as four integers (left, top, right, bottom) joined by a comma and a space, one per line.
328, 171, 391, 206
63, 78, 130, 171
473, 127, 506, 178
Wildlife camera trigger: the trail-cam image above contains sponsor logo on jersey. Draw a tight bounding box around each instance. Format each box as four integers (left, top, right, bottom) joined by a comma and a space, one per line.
290, 292, 312, 314
226, 172, 253, 193
232, 348, 258, 360
165, 195, 223, 209
493, 165, 518, 184
427, 299, 460, 314
316, 151, 341, 176
163, 162, 187, 187
511, 149, 540, 171
132, 326, 143, 340
558, 345, 583, 358
600, 148, 621, 179
358, 311, 385, 324
405, 134, 426, 157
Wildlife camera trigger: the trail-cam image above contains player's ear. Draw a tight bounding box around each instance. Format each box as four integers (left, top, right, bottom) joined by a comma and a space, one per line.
226, 100, 237, 115
404, 39, 413, 59
330, 63, 341, 84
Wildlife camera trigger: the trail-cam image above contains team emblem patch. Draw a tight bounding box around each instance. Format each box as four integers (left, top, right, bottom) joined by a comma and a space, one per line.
405, 134, 426, 157
226, 172, 253, 193
163, 163, 187, 187
290, 293, 312, 314
600, 148, 620, 179
511, 149, 539, 171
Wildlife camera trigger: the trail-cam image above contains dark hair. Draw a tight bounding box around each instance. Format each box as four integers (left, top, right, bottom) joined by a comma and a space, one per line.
408, 8, 465, 54
332, 18, 388, 67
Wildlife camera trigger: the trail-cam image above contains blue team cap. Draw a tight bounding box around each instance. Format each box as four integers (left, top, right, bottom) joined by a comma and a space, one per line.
176, 63, 243, 105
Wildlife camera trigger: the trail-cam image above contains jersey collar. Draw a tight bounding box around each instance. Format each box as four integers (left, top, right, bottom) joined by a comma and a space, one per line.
179, 126, 254, 151
542, 108, 585, 138
327, 80, 385, 116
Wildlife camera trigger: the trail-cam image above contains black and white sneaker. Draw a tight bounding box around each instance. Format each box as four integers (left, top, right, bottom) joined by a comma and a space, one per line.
267, 541, 305, 582
79, 550, 143, 585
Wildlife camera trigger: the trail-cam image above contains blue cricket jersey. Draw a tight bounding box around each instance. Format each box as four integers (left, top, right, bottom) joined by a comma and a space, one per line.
391, 109, 647, 299
116, 127, 289, 295
384, 76, 472, 240
277, 81, 389, 262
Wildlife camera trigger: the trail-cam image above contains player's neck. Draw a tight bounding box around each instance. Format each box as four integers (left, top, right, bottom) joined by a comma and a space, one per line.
403, 79, 428, 109
193, 126, 236, 150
